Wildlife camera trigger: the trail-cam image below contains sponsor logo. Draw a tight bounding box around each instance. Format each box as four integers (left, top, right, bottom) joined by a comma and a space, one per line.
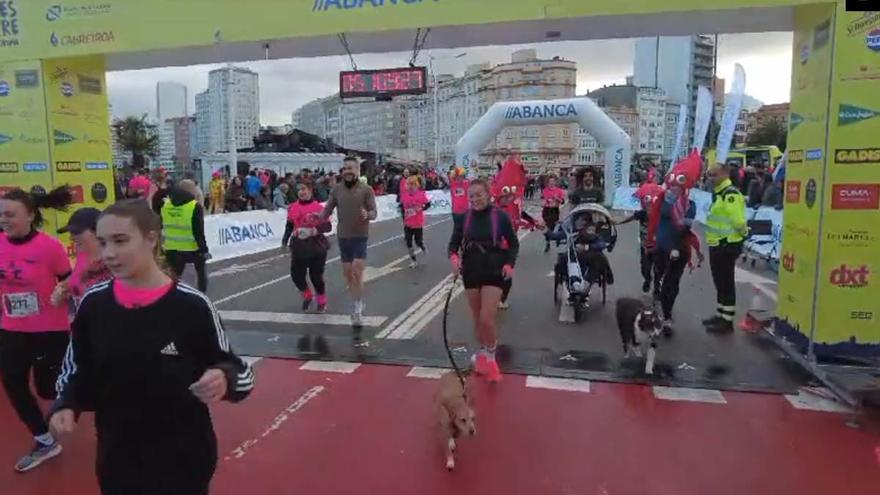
22, 162, 48, 172
85, 161, 108, 170
847, 11, 880, 37
218, 222, 276, 246
0, 161, 18, 172
505, 103, 577, 120
785, 180, 801, 204
789, 149, 804, 163
45, 5, 61, 21
806, 148, 823, 161
14, 69, 38, 88
799, 43, 810, 64
613, 148, 624, 187
56, 160, 82, 172
814, 18, 831, 49
18, 134, 46, 144
831, 183, 880, 210
0, 0, 20, 48
850, 311, 874, 321
30, 185, 46, 195
91, 182, 108, 203
835, 148, 880, 164
789, 113, 804, 132
839, 103, 880, 125
869, 28, 880, 51
782, 252, 795, 273
0, 132, 12, 145
0, 80, 8, 96
827, 228, 876, 247
46, 3, 111, 21
313, 0, 440, 12
53, 129, 76, 145
830, 264, 870, 288
78, 74, 101, 94
805, 179, 817, 208
60, 82, 74, 97
49, 66, 70, 82
82, 133, 108, 146
50, 30, 114, 47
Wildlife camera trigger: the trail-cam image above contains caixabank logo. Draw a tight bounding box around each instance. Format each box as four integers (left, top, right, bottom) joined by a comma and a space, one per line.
313, 0, 439, 12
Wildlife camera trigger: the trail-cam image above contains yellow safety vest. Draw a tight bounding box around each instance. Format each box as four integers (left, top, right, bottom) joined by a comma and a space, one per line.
705, 178, 747, 247
161, 199, 199, 252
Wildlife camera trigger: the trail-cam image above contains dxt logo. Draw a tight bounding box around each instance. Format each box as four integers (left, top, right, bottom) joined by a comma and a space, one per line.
829, 264, 870, 288
782, 252, 795, 273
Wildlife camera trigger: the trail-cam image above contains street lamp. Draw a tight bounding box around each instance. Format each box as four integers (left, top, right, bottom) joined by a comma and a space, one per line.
227, 66, 237, 175
427, 51, 467, 168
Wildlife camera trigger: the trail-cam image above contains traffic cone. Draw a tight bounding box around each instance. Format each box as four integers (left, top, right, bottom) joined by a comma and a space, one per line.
739, 286, 773, 334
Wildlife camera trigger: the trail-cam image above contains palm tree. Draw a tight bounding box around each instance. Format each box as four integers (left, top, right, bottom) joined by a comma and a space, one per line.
113, 114, 159, 172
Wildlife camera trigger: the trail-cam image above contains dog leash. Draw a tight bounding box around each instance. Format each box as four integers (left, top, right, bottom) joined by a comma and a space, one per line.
442, 274, 467, 390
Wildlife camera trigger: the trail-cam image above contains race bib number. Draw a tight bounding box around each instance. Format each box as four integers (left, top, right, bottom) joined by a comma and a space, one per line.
3, 292, 40, 318
405, 207, 418, 217
296, 228, 314, 240
454, 188, 465, 197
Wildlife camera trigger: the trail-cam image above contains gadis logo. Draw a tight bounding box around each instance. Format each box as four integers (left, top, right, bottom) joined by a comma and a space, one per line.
829, 264, 870, 288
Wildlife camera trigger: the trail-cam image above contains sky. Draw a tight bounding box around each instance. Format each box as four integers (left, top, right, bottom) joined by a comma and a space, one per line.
106, 32, 793, 126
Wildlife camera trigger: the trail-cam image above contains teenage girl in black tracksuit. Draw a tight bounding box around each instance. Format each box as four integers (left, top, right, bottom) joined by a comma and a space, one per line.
51, 200, 253, 495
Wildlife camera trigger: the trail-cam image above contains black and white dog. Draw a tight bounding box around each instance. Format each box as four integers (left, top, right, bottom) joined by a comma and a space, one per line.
616, 297, 664, 375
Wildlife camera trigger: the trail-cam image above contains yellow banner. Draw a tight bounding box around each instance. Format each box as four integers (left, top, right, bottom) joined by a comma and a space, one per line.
813, 7, 880, 346
41, 55, 115, 254
0, 0, 821, 64
0, 58, 56, 229
776, 3, 835, 338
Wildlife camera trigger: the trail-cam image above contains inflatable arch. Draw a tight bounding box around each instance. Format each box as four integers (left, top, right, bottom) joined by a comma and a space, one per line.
454, 98, 631, 203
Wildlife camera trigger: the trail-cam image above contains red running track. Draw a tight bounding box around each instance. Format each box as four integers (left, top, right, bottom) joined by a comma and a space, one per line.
1, 359, 878, 495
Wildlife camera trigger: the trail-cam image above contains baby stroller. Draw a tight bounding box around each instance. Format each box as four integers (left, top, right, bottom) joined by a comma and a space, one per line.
550, 203, 618, 322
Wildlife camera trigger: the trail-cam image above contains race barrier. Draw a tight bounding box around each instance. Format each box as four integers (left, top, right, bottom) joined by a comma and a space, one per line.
206, 192, 453, 262
612, 186, 781, 261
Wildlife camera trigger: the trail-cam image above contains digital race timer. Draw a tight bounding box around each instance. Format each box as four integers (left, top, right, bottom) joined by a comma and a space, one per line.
339, 66, 427, 98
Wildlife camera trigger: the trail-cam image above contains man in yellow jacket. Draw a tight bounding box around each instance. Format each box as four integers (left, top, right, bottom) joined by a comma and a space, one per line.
703, 162, 748, 333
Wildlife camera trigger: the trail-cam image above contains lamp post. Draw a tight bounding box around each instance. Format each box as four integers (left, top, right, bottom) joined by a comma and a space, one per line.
227, 66, 237, 174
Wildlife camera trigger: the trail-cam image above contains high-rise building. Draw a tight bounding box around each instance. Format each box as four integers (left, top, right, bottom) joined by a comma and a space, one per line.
633, 35, 716, 148
586, 84, 667, 162
156, 82, 188, 122
206, 66, 260, 153
291, 94, 345, 145
292, 93, 407, 155
194, 90, 211, 154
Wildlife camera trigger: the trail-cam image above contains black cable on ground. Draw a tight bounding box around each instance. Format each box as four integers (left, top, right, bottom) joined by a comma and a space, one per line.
441, 274, 467, 389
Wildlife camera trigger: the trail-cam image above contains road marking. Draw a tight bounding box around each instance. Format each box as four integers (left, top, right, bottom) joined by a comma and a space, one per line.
241, 356, 263, 366
299, 361, 362, 373
558, 285, 575, 323
406, 366, 451, 379
224, 385, 324, 461
652, 386, 727, 404
213, 218, 449, 306
546, 270, 555, 277
363, 253, 410, 283
526, 376, 591, 393
751, 282, 778, 302
375, 273, 454, 338
210, 255, 284, 278
735, 267, 777, 286
219, 310, 387, 327
785, 389, 852, 413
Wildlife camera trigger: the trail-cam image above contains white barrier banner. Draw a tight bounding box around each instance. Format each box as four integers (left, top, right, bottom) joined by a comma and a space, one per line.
426, 190, 452, 215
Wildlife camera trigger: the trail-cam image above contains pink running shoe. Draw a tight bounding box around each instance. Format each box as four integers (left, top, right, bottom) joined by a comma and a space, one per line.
472, 353, 490, 376
484, 357, 503, 383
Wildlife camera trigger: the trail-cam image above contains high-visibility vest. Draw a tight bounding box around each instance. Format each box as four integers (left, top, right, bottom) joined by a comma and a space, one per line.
161, 199, 199, 251
705, 178, 747, 247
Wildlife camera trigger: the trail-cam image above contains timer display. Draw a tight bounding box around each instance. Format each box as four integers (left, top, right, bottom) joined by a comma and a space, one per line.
340, 66, 427, 98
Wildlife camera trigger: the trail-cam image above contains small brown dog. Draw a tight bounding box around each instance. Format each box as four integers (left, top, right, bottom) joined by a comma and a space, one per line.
435, 370, 476, 470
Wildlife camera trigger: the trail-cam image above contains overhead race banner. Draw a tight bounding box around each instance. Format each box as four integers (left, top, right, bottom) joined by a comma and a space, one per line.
715, 63, 746, 164
41, 55, 115, 254
813, 6, 880, 350
0, 1, 819, 64
776, 3, 835, 345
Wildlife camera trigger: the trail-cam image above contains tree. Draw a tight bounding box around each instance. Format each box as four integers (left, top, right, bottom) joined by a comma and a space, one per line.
113, 114, 159, 171
747, 118, 787, 151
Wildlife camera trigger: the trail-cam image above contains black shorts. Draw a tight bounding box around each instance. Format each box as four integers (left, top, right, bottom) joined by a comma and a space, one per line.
541, 206, 560, 226
461, 253, 506, 290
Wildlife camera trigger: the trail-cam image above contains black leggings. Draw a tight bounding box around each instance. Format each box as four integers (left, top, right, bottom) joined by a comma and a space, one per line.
640, 247, 657, 289
290, 249, 327, 295
0, 330, 69, 437
404, 227, 425, 251
166, 251, 208, 292
652, 250, 688, 320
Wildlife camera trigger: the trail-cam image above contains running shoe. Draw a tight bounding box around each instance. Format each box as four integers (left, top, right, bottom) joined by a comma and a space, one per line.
408, 260, 418, 269
14, 441, 62, 473
316, 295, 327, 314
484, 358, 503, 383
351, 312, 363, 328
302, 298, 313, 312
472, 353, 490, 376
498, 301, 510, 310
316, 302, 327, 313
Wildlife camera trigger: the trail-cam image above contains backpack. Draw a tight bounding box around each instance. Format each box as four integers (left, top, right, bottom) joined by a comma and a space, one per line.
462, 206, 507, 249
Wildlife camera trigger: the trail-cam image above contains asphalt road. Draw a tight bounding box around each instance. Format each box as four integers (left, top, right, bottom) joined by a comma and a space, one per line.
194, 210, 808, 393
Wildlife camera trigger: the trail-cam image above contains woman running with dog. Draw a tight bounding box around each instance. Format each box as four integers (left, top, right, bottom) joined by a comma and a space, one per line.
448, 179, 519, 383
282, 181, 332, 313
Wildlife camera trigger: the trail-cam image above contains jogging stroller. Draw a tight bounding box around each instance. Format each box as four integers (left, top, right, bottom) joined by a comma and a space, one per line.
742, 210, 780, 273
550, 203, 618, 323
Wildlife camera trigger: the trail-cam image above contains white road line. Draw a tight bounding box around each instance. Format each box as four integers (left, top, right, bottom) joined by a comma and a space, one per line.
526, 376, 591, 393
652, 386, 727, 404
241, 356, 263, 366
785, 389, 852, 413
214, 218, 449, 306
735, 266, 778, 286
375, 274, 453, 338
224, 385, 325, 461
363, 253, 411, 283
299, 361, 362, 373
219, 310, 387, 327
406, 366, 451, 379
751, 282, 778, 302
210, 255, 284, 278
558, 285, 575, 323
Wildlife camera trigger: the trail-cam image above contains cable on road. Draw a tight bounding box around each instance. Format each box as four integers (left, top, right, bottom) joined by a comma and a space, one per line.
442, 274, 467, 390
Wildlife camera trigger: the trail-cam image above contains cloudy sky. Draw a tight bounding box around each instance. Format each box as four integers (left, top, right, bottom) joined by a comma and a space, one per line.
106, 32, 793, 126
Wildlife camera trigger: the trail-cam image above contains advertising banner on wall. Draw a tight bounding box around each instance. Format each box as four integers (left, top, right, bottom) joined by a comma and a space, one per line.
0, 59, 56, 229
775, 3, 835, 341
813, 7, 880, 350
41, 55, 115, 254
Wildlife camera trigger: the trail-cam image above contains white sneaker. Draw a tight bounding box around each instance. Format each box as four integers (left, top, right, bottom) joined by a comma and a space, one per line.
498, 301, 510, 310
408, 260, 418, 269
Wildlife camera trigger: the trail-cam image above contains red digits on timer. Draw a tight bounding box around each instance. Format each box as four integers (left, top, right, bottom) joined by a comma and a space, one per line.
344, 74, 366, 93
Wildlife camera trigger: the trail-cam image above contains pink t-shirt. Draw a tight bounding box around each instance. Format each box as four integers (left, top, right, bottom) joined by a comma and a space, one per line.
0, 232, 72, 332
400, 188, 428, 229
542, 186, 566, 208
69, 252, 113, 303
113, 279, 173, 309
128, 175, 151, 198
450, 179, 470, 214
